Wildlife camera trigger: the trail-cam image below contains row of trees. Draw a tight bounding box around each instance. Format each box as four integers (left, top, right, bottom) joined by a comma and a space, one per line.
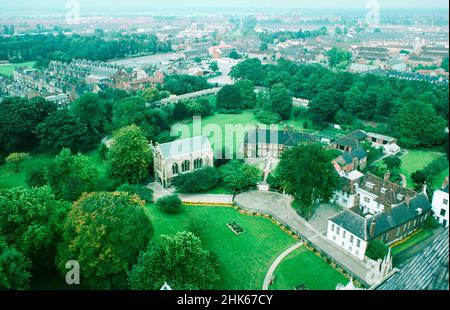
230, 58, 448, 148
0, 33, 171, 65
0, 186, 219, 290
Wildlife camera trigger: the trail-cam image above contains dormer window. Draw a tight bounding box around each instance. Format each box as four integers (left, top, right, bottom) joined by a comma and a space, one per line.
381, 188, 387, 194
366, 182, 375, 189
397, 194, 404, 201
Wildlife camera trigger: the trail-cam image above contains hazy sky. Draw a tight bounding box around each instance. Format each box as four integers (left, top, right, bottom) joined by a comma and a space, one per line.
0, 0, 448, 11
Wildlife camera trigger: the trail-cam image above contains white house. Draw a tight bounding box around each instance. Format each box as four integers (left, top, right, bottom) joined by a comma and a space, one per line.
327, 213, 368, 260
431, 177, 449, 227
328, 173, 432, 260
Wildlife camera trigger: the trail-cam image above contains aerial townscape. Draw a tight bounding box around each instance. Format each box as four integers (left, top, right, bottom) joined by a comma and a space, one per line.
0, 0, 449, 296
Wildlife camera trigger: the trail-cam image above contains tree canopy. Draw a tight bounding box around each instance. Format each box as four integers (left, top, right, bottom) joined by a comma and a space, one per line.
128, 231, 219, 290
57, 191, 153, 289
276, 143, 338, 219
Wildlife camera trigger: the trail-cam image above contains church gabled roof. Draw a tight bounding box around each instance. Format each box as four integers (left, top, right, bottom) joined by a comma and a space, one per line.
377, 228, 449, 290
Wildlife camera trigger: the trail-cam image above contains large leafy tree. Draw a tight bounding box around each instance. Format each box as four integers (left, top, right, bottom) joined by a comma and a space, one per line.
326, 47, 352, 70
276, 143, 338, 219
308, 89, 340, 127
5, 152, 29, 172
219, 160, 260, 193
35, 108, 95, 153
270, 83, 292, 120
57, 192, 153, 289
108, 125, 152, 184
70, 93, 107, 136
46, 148, 99, 201
128, 231, 219, 290
235, 79, 256, 109
0, 237, 31, 290
0, 96, 57, 154
392, 100, 447, 148
0, 186, 69, 268
216, 85, 243, 110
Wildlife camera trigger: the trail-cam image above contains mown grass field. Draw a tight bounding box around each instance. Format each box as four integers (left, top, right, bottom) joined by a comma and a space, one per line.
178, 109, 315, 155
390, 228, 434, 257
145, 204, 344, 290
399, 149, 448, 188
0, 61, 36, 77
270, 246, 348, 290
0, 148, 108, 190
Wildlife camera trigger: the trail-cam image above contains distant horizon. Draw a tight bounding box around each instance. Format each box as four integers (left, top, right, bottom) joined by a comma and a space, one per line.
0, 0, 448, 11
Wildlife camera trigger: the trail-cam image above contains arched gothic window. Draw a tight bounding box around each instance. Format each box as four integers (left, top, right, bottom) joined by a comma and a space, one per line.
194, 158, 203, 169
182, 160, 190, 172
172, 163, 179, 175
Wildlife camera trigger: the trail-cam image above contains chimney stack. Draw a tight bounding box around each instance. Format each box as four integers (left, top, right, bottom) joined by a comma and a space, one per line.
384, 204, 391, 216
352, 157, 359, 171
384, 171, 391, 182
369, 219, 376, 238
405, 194, 411, 206
442, 177, 449, 190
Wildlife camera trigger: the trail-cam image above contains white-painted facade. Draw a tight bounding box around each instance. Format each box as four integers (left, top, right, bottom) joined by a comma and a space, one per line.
333, 190, 355, 209
357, 186, 385, 215
326, 220, 367, 260
431, 188, 449, 227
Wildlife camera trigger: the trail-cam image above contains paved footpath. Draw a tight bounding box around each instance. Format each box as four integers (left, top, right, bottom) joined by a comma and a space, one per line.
262, 242, 303, 290
235, 190, 374, 286
178, 194, 234, 204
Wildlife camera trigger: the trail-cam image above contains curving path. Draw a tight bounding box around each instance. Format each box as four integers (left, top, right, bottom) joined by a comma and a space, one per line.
262, 242, 304, 290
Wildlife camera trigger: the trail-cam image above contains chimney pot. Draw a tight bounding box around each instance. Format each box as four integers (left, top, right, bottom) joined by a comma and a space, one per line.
369, 219, 376, 238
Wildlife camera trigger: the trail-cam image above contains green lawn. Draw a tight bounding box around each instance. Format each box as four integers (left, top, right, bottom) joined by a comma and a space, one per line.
0, 153, 54, 189
177, 110, 315, 155
399, 149, 448, 188
145, 204, 300, 290
0, 61, 36, 77
390, 228, 434, 257
270, 246, 348, 290
0, 147, 108, 190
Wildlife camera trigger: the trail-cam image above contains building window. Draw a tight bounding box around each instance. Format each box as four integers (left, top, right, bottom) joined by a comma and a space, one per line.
381, 188, 387, 194
341, 242, 345, 247
181, 160, 190, 172
443, 199, 448, 205
366, 182, 374, 189
194, 158, 203, 169
441, 209, 446, 217
350, 235, 354, 243
331, 224, 335, 232
349, 246, 352, 252
336, 227, 340, 234
355, 250, 359, 256
333, 236, 336, 241
343, 230, 346, 238
172, 163, 179, 175
364, 197, 370, 203
356, 239, 361, 248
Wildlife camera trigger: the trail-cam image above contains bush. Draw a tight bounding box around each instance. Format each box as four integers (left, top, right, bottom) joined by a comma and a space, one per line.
424, 216, 440, 229
173, 167, 220, 193
25, 166, 47, 188
157, 194, 182, 214
254, 110, 281, 125
116, 183, 154, 202
365, 239, 389, 260
99, 143, 109, 160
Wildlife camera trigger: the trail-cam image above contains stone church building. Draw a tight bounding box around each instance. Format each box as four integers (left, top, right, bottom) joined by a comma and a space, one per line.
152, 136, 214, 188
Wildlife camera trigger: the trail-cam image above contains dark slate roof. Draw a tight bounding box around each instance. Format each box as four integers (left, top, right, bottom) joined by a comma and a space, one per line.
330, 193, 432, 241
333, 130, 367, 150
442, 185, 449, 194
359, 174, 416, 206
346, 130, 367, 141
366, 193, 432, 239
337, 148, 367, 165
243, 129, 317, 147
329, 209, 367, 240
377, 228, 449, 290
